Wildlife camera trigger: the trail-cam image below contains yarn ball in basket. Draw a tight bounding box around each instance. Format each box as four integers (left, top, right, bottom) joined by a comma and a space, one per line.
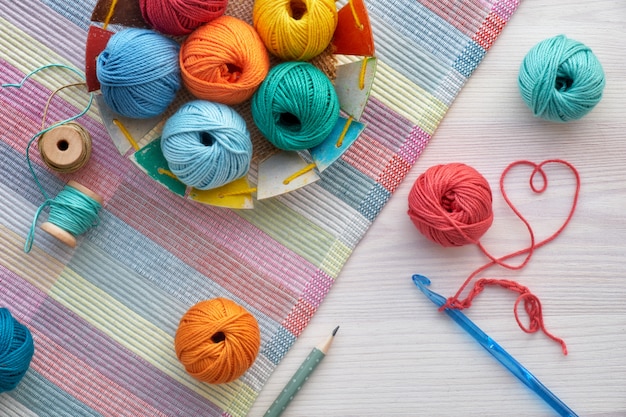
253, 0, 338, 61
407, 163, 494, 247
97, 28, 181, 119
174, 298, 261, 384
518, 34, 605, 122
180, 15, 270, 105
0, 308, 35, 393
251, 61, 340, 151
161, 100, 253, 190
139, 0, 228, 36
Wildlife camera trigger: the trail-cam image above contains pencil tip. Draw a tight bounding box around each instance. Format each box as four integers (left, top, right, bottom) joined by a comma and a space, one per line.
332, 326, 339, 336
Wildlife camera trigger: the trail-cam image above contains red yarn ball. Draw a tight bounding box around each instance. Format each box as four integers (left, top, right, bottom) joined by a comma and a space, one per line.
139, 0, 228, 36
407, 163, 494, 247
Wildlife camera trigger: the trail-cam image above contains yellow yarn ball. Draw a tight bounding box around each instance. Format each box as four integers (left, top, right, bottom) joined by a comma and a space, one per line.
253, 0, 338, 61
174, 298, 261, 384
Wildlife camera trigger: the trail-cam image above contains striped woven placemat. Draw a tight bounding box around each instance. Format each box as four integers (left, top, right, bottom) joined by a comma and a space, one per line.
0, 0, 520, 415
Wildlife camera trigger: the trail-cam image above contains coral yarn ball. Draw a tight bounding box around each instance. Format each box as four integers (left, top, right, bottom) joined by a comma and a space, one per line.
175, 298, 261, 384
180, 16, 270, 105
139, 0, 228, 36
253, 0, 338, 61
407, 163, 494, 247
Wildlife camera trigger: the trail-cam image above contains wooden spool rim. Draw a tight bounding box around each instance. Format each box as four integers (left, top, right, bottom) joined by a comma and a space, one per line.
40, 222, 77, 247
67, 180, 104, 205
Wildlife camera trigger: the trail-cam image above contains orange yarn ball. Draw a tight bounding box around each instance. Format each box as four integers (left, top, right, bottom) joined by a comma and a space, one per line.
174, 298, 261, 384
407, 163, 494, 247
180, 15, 270, 105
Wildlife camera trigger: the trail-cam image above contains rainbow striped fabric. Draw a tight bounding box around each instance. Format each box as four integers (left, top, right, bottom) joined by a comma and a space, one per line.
0, 0, 520, 415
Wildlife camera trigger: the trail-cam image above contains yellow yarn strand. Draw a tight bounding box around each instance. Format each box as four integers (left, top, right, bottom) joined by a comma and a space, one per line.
359, 57, 371, 90
157, 168, 179, 180
219, 187, 258, 198
336, 116, 353, 148
112, 119, 140, 151
102, 0, 119, 30
348, 0, 364, 30
283, 163, 316, 185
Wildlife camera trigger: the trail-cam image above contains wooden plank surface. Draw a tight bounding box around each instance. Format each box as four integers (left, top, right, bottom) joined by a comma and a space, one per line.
249, 1, 626, 416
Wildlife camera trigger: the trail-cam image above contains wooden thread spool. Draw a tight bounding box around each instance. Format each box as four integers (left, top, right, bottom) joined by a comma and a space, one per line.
38, 123, 92, 173
40, 180, 103, 248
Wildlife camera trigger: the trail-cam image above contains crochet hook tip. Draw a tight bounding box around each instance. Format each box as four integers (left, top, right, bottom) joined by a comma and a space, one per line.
412, 274, 447, 308
412, 274, 431, 287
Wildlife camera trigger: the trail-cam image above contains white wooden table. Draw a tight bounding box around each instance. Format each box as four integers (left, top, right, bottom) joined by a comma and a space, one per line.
250, 1, 626, 416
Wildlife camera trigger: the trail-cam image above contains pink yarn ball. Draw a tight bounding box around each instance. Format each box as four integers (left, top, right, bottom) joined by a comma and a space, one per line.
140, 0, 229, 36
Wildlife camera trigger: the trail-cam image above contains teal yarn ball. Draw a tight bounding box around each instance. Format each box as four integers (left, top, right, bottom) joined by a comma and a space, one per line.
0, 308, 35, 393
518, 35, 605, 122
251, 62, 340, 151
161, 100, 253, 190
97, 28, 181, 119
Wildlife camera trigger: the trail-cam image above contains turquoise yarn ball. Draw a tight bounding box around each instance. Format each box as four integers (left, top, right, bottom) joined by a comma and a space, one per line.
0, 308, 35, 393
251, 62, 340, 151
518, 35, 605, 122
161, 100, 253, 190
97, 28, 181, 119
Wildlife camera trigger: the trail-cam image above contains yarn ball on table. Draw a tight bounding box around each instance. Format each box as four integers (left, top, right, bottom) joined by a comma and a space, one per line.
251, 61, 340, 151
0, 308, 35, 393
96, 28, 181, 119
407, 163, 494, 247
253, 0, 338, 61
180, 15, 270, 106
518, 34, 606, 122
139, 0, 228, 36
161, 100, 253, 190
174, 298, 261, 385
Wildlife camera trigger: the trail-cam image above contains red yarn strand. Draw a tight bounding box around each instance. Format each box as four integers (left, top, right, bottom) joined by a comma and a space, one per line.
443, 159, 580, 354
446, 278, 568, 355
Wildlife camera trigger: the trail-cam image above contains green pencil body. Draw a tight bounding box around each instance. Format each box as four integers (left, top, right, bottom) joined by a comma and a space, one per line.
264, 327, 338, 417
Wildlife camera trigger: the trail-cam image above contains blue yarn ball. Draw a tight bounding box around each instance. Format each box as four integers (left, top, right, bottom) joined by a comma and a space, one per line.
97, 28, 181, 119
161, 100, 253, 190
518, 35, 605, 122
0, 308, 35, 393
251, 62, 340, 151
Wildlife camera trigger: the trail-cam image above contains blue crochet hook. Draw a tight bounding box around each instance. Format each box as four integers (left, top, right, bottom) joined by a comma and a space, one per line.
412, 274, 578, 417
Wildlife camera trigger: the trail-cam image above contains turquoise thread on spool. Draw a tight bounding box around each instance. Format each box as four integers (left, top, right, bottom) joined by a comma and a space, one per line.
0, 308, 35, 393
32, 181, 103, 252
161, 100, 253, 190
1, 63, 103, 253
518, 35, 605, 122
97, 28, 181, 119
251, 62, 340, 151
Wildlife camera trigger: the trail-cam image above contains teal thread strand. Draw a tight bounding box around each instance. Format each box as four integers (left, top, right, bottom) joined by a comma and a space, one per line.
24, 184, 102, 253
518, 35, 605, 122
2, 63, 95, 199
2, 63, 100, 252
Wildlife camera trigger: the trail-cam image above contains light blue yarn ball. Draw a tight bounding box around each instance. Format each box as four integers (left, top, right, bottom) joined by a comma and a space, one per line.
518, 35, 605, 122
161, 100, 253, 190
0, 308, 35, 393
251, 61, 340, 151
97, 28, 181, 119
